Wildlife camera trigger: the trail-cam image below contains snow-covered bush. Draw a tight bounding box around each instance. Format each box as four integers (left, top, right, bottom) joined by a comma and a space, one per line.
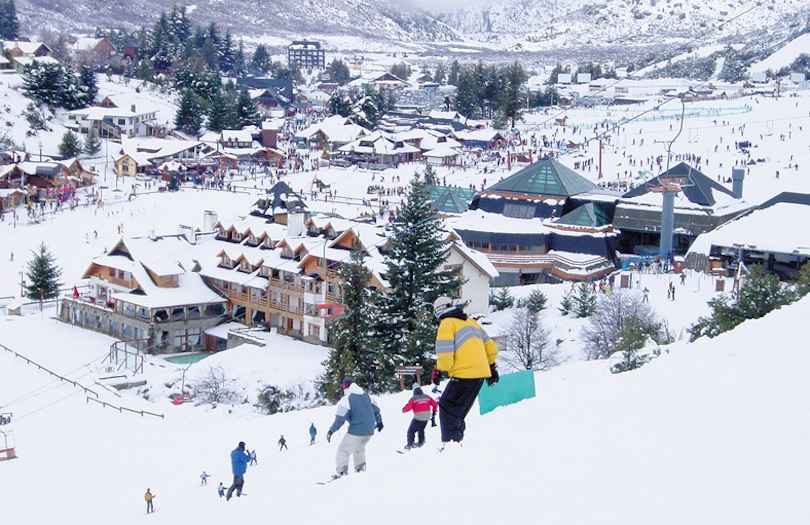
582, 292, 668, 360
190, 366, 240, 406
255, 383, 324, 414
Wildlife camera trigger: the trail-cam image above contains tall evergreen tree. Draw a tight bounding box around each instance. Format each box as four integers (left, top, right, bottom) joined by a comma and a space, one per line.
25, 243, 62, 300
375, 175, 462, 390
206, 89, 233, 132
232, 41, 247, 78
320, 244, 383, 399
175, 89, 203, 135
434, 62, 447, 84
326, 58, 351, 84
448, 60, 461, 86
78, 65, 98, 107
235, 89, 260, 128
83, 129, 101, 156
218, 30, 235, 73
250, 44, 271, 75
22, 63, 65, 107
455, 69, 478, 118
499, 61, 528, 128
0, 0, 19, 40
59, 130, 82, 158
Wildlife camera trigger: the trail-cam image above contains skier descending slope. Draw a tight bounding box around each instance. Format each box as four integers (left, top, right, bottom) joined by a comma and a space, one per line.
326, 378, 383, 479
433, 298, 498, 450
401, 387, 438, 449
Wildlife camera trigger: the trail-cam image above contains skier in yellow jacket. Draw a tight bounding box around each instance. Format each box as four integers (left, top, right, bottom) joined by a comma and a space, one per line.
433, 298, 498, 448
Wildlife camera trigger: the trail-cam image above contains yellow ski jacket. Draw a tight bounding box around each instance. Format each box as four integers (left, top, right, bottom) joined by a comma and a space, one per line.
435, 316, 497, 379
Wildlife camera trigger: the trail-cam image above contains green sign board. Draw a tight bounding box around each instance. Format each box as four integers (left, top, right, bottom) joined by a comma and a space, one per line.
478, 370, 536, 415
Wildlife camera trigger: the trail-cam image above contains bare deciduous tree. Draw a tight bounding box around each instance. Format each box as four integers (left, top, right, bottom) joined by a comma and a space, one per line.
191, 366, 239, 405
503, 307, 559, 371
582, 292, 667, 360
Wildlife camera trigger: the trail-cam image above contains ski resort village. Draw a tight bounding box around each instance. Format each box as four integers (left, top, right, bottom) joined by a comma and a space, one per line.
2, 0, 810, 523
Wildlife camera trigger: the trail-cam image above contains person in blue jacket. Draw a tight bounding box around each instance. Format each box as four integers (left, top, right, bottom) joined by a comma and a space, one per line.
309, 423, 317, 445
326, 378, 383, 478
226, 441, 250, 501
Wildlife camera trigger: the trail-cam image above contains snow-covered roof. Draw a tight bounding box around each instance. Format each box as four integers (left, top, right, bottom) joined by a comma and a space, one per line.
338, 131, 420, 156
221, 130, 253, 143
447, 210, 548, 235
454, 128, 503, 143
452, 241, 499, 278
71, 37, 105, 52
688, 202, 810, 258
261, 118, 285, 131
296, 115, 369, 144
12, 56, 59, 67
423, 145, 460, 158
120, 138, 203, 161
3, 40, 49, 55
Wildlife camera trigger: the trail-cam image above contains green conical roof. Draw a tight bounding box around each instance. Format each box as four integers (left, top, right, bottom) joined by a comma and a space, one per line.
427, 185, 476, 214
556, 202, 611, 227
487, 159, 597, 197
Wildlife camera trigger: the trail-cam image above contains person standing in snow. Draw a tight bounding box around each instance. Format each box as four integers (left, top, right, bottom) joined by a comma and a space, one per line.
278, 435, 288, 451
144, 489, 155, 514
433, 298, 498, 448
249, 449, 257, 465
326, 378, 383, 478
309, 423, 317, 445
200, 471, 209, 486
642, 287, 650, 303
217, 482, 225, 498
226, 441, 250, 501
402, 387, 438, 449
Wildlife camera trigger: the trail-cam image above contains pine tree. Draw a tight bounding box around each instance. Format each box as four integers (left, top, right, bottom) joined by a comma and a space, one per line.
206, 89, 231, 132
321, 244, 382, 399
25, 243, 62, 300
448, 60, 461, 86
328, 92, 351, 117
526, 289, 547, 314
434, 62, 447, 84
558, 292, 573, 316
175, 89, 204, 136
572, 283, 597, 318
326, 58, 351, 84
490, 287, 514, 311
218, 30, 235, 74
78, 65, 98, 107
235, 88, 260, 128
59, 130, 82, 158
22, 63, 65, 107
375, 175, 462, 390
423, 163, 437, 185
499, 61, 527, 128
250, 45, 271, 75
455, 69, 478, 118
232, 41, 247, 78
0, 0, 19, 40
83, 129, 101, 156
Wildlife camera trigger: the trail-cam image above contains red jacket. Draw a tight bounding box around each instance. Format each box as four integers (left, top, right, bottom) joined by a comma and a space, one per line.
402, 393, 438, 421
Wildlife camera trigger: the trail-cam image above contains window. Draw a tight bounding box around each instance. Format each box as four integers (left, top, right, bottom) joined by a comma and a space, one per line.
503, 202, 535, 219
118, 118, 126, 125
308, 324, 321, 339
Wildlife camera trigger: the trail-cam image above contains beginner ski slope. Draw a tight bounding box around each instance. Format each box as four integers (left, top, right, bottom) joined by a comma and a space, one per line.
2, 295, 809, 524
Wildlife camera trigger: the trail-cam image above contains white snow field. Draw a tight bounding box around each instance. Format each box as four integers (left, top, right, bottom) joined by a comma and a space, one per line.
2, 293, 809, 524
750, 32, 810, 74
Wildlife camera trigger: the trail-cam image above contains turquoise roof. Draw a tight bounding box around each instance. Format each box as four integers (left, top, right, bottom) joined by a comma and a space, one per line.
427, 185, 476, 214
487, 159, 597, 197
556, 202, 611, 227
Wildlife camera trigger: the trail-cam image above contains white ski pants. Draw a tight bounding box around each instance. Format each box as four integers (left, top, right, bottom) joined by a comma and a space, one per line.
336, 433, 372, 474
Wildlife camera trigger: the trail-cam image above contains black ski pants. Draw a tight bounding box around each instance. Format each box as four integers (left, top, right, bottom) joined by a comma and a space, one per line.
226, 474, 244, 500
406, 419, 428, 447
439, 378, 484, 443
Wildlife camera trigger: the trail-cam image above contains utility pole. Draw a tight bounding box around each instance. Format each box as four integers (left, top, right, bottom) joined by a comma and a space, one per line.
19, 272, 24, 298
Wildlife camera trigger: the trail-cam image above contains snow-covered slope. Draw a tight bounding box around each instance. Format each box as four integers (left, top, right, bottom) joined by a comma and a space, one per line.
441, 0, 810, 49
750, 32, 810, 74
2, 287, 810, 523
17, 0, 460, 43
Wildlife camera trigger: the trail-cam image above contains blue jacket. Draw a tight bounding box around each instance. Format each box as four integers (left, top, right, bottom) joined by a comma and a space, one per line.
328, 384, 382, 436
231, 447, 250, 476
309, 424, 317, 437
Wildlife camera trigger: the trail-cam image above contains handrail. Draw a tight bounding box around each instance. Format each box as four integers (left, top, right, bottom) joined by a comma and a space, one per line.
85, 396, 164, 419
0, 343, 99, 399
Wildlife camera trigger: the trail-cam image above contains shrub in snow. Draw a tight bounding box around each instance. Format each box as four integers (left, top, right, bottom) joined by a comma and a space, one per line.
23, 103, 48, 131
558, 292, 573, 316
689, 265, 796, 341
256, 384, 323, 415
572, 283, 597, 318
610, 319, 662, 374
489, 288, 515, 311
525, 289, 548, 314
190, 366, 240, 406
25, 243, 62, 300
582, 292, 668, 360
